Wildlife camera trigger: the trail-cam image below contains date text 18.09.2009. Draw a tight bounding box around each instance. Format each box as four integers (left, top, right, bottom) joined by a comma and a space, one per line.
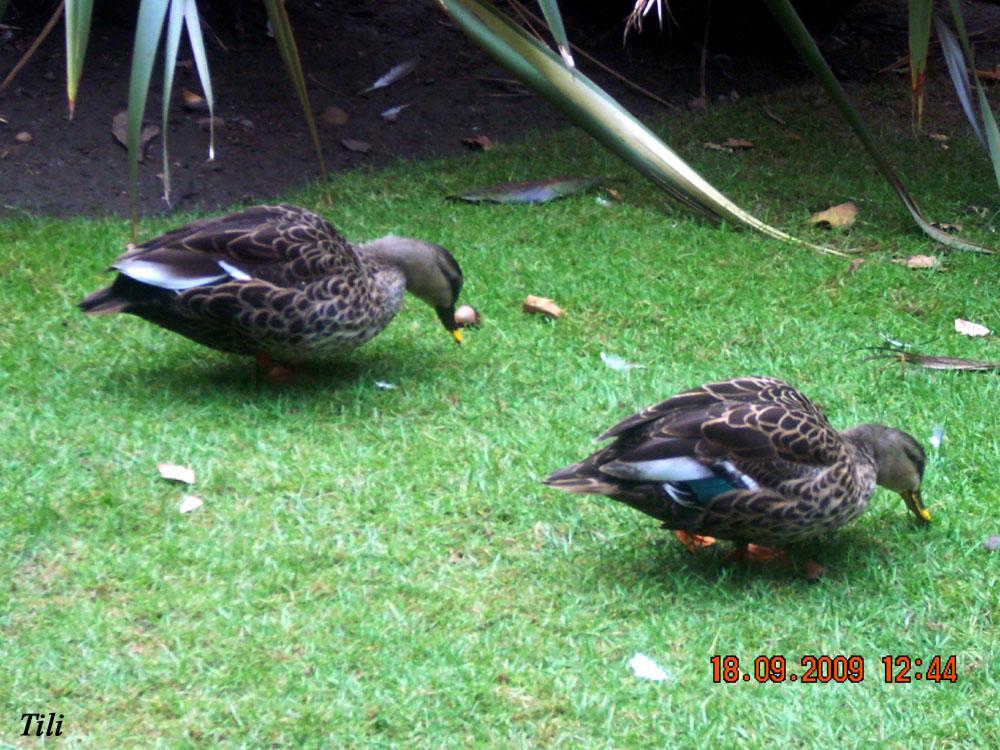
710, 655, 958, 683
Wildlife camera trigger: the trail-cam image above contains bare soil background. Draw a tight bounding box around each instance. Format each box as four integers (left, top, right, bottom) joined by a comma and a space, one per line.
0, 0, 990, 216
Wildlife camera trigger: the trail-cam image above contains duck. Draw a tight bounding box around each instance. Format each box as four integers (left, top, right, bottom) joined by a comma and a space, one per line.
544, 376, 930, 561
79, 204, 469, 376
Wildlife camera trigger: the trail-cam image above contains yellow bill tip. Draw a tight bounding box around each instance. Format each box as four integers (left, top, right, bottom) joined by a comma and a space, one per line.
451, 329, 463, 344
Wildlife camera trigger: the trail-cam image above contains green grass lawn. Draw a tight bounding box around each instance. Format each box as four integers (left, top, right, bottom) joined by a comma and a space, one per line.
2, 81, 999, 747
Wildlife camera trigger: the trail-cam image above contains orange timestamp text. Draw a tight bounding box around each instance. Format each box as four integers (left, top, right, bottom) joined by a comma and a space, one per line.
710, 655, 958, 683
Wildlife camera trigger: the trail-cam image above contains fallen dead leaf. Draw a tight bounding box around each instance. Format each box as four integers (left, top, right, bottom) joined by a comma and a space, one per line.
763, 105, 786, 125
111, 111, 159, 162
180, 87, 208, 111
522, 295, 563, 318
628, 653, 670, 682
197, 116, 224, 131
983, 535, 1000, 552
932, 221, 962, 233
454, 304, 481, 327
702, 142, 729, 152
808, 201, 858, 228
380, 104, 411, 123
157, 463, 195, 485
179, 494, 204, 514
320, 105, 349, 126
603, 187, 623, 201
722, 137, 754, 150
462, 134, 494, 151
894, 254, 939, 269
804, 560, 825, 582
847, 258, 865, 273
340, 138, 371, 153
688, 95, 708, 111
14, 131, 32, 143
600, 351, 644, 371
360, 58, 418, 94
928, 132, 950, 142
955, 318, 990, 337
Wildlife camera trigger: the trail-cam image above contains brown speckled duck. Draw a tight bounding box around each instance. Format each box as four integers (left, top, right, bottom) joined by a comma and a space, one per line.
545, 376, 930, 560
79, 205, 467, 374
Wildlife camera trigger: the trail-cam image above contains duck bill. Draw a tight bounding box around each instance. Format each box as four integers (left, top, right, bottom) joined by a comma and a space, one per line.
903, 489, 931, 523
436, 305, 462, 345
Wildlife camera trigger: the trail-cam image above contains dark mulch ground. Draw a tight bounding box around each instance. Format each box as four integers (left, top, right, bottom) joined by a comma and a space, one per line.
0, 0, 984, 216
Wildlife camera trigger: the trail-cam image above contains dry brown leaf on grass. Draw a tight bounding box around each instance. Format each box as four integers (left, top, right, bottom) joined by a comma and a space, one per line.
847, 258, 865, 273
14, 131, 31, 143
111, 111, 159, 162
894, 254, 940, 269
874, 344, 1000, 372
808, 202, 858, 228
954, 319, 990, 337
462, 135, 494, 151
157, 463, 195, 485
722, 137, 754, 150
522, 295, 562, 318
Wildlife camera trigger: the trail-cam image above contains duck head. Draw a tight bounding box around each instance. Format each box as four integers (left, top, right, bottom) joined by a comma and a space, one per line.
845, 423, 930, 523
361, 236, 465, 343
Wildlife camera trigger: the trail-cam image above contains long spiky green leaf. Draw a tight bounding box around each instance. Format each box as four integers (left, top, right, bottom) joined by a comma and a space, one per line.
127, 0, 169, 223
536, 0, 574, 67
184, 0, 216, 162
160, 0, 186, 207
64, 0, 93, 119
943, 0, 1000, 192
934, 14, 985, 145
262, 0, 326, 178
760, 0, 994, 253
436, 0, 846, 256
907, 0, 932, 131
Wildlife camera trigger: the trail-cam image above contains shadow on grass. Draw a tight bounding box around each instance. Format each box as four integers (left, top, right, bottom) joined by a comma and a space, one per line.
585, 527, 899, 592
96, 342, 451, 406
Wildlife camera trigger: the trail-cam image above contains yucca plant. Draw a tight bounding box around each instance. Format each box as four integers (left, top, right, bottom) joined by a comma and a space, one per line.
0, 0, 995, 254
435, 0, 990, 252
1, 0, 323, 214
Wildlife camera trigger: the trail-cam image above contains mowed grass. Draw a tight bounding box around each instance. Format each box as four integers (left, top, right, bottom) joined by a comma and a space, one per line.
1, 81, 998, 748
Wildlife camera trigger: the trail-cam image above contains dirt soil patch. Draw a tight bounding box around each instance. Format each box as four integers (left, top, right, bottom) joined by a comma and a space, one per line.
0, 0, 991, 217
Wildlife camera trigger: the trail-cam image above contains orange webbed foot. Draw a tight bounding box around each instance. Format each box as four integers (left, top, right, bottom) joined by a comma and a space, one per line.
673, 530, 718, 554
255, 352, 305, 385
723, 544, 792, 565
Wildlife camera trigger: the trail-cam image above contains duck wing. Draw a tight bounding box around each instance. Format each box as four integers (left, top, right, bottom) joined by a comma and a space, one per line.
109, 204, 355, 288
598, 376, 844, 469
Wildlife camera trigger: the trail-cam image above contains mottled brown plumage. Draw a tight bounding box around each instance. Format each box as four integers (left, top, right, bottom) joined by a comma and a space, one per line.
79, 205, 466, 362
545, 376, 930, 546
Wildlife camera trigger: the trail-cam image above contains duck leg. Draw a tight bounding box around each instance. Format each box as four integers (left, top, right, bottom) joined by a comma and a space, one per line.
723, 544, 791, 565
254, 352, 301, 385
673, 530, 717, 553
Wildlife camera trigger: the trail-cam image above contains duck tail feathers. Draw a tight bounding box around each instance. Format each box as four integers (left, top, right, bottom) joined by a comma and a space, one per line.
78, 286, 127, 315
